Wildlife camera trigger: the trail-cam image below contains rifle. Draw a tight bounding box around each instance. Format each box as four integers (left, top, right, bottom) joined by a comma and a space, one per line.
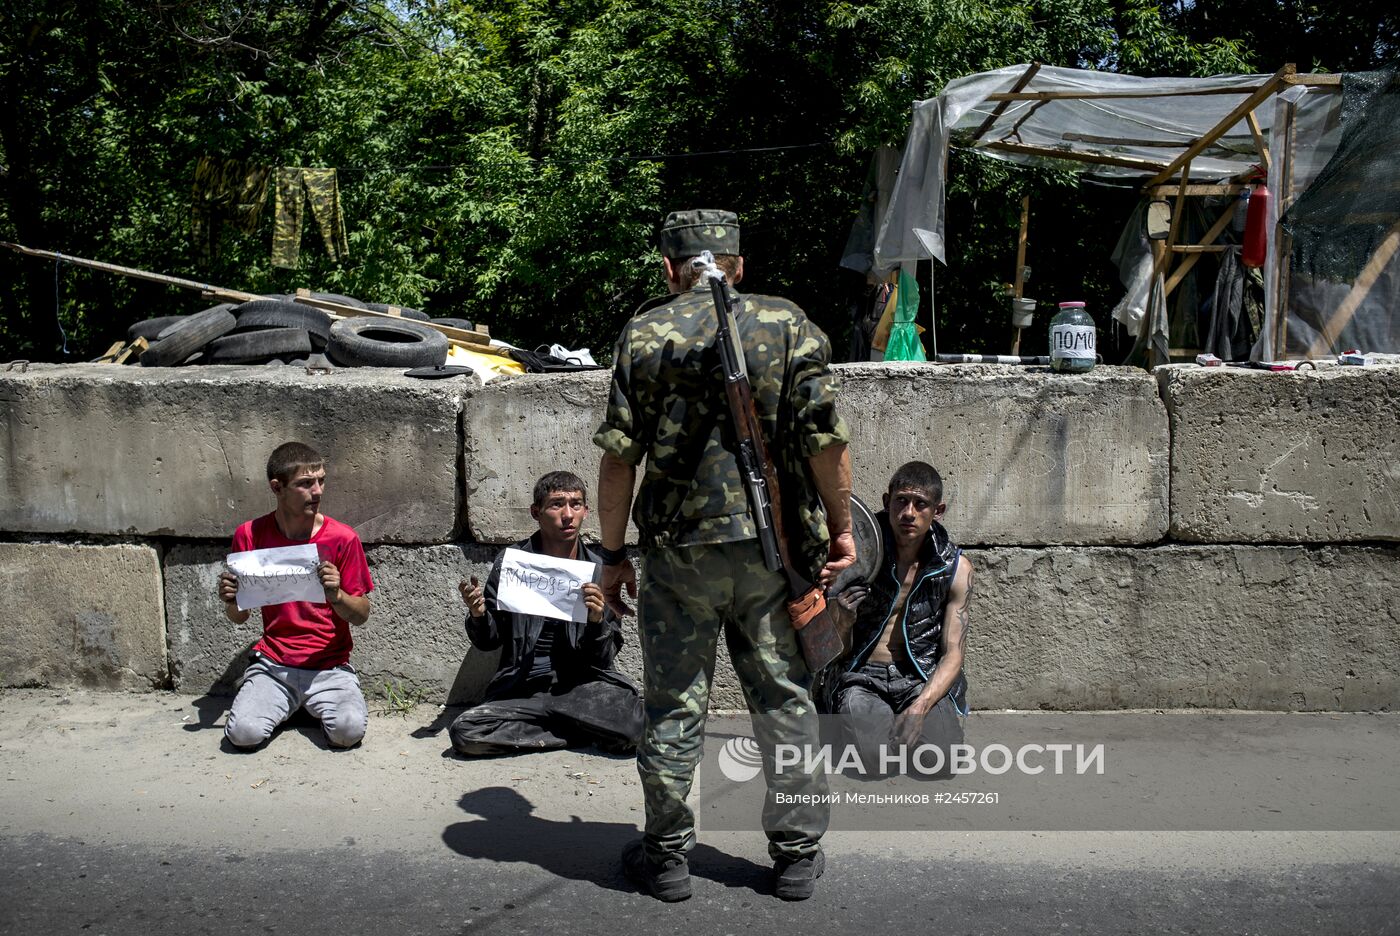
693, 251, 846, 671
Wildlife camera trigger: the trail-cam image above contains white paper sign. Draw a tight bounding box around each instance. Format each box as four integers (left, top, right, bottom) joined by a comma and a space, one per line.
496, 548, 598, 623
227, 544, 324, 611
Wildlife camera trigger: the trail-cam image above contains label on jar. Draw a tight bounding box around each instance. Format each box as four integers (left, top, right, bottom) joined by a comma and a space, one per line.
1051, 324, 1096, 360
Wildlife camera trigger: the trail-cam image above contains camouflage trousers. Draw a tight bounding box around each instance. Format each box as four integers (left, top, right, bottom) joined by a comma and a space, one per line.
272, 167, 349, 269
636, 539, 828, 863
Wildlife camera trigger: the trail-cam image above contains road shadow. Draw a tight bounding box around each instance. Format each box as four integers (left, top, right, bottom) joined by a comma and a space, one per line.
442, 786, 768, 895
183, 693, 232, 732
181, 643, 257, 734
412, 704, 462, 740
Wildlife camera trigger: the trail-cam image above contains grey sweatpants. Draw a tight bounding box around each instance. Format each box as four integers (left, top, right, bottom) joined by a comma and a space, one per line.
225, 655, 367, 749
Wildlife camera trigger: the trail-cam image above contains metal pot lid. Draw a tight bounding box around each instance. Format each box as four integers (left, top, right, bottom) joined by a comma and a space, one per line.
831, 493, 882, 594
404, 364, 476, 379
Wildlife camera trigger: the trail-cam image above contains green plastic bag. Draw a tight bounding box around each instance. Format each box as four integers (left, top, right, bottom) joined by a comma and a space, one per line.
884, 269, 926, 362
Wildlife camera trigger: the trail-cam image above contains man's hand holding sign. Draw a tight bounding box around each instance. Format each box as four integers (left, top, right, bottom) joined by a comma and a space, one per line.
224, 544, 325, 610
495, 548, 603, 624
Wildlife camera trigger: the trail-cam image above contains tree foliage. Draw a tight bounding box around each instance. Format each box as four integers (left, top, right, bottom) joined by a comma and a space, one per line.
1, 0, 1393, 361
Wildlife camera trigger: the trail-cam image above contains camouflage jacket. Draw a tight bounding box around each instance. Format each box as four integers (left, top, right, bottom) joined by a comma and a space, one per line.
593, 285, 849, 576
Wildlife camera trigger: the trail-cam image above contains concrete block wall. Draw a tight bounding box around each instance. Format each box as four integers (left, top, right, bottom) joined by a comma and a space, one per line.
2, 361, 1397, 711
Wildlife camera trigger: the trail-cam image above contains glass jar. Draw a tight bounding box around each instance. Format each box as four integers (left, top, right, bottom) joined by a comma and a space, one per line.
1049, 301, 1096, 373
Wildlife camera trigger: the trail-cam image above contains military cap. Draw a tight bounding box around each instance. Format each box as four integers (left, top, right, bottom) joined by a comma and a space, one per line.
658, 209, 741, 258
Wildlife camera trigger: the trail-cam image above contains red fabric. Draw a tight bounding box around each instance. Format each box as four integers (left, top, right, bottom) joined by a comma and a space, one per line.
232, 513, 373, 669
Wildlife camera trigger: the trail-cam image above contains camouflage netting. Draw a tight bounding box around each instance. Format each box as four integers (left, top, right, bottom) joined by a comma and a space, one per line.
1279, 67, 1400, 356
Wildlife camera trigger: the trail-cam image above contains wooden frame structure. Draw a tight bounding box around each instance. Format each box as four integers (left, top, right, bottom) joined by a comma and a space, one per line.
963, 64, 1341, 364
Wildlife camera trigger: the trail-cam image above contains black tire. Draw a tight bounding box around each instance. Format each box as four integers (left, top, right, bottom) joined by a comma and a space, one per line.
141, 306, 237, 367
366, 302, 429, 321
232, 299, 333, 342
307, 292, 364, 309
155, 305, 232, 341
208, 328, 313, 364
326, 317, 449, 368
127, 315, 188, 343
430, 317, 475, 331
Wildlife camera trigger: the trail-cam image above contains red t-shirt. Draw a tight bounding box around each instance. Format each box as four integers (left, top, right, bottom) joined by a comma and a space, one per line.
231, 512, 373, 669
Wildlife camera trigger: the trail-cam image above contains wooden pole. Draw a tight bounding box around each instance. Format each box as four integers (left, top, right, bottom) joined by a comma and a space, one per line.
1144, 65, 1294, 189
1010, 195, 1030, 355
1245, 109, 1272, 174
0, 241, 491, 347
1165, 205, 1237, 296
980, 141, 1170, 173
1274, 99, 1298, 359
969, 63, 1042, 143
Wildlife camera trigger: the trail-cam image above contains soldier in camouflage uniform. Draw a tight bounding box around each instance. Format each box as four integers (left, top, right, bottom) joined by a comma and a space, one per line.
594, 209, 855, 902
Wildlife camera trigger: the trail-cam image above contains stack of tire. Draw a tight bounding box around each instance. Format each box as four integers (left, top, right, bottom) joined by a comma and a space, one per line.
132, 295, 458, 369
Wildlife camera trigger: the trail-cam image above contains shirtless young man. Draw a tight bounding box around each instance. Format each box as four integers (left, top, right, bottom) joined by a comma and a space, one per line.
828, 461, 972, 777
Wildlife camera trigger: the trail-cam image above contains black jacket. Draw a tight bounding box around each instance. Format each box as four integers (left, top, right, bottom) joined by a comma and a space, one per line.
846, 512, 967, 713
468, 533, 634, 701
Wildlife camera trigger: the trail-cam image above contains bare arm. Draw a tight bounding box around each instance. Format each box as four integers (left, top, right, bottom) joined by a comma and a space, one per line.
319, 560, 371, 627
806, 442, 855, 586
597, 452, 638, 616
894, 557, 972, 743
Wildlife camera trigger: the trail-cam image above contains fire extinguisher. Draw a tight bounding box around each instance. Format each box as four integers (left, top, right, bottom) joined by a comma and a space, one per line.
1242, 168, 1269, 268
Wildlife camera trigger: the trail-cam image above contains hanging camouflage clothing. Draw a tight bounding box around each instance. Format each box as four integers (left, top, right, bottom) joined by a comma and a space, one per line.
272, 168, 350, 269
191, 156, 271, 264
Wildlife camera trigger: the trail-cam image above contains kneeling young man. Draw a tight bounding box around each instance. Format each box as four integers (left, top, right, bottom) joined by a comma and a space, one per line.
829, 461, 971, 778
449, 471, 643, 756
217, 442, 373, 750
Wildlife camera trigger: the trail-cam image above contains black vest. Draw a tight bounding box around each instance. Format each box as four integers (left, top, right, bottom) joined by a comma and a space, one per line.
847, 513, 967, 712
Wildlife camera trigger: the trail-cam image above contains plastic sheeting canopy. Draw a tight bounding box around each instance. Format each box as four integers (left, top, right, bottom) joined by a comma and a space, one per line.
874, 64, 1284, 270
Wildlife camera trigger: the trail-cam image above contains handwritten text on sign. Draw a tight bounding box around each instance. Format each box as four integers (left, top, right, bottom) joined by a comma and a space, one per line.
496, 548, 598, 622
227, 544, 324, 610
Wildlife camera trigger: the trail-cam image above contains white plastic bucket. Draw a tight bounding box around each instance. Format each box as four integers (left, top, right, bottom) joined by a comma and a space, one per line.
1011, 297, 1036, 328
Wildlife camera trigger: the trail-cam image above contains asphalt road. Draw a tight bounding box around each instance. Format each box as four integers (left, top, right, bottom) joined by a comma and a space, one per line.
2, 690, 1397, 935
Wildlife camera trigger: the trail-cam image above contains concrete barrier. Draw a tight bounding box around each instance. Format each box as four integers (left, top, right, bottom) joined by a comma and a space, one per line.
463, 364, 1170, 546
4, 362, 1399, 712
0, 364, 463, 544
1160, 365, 1400, 542
968, 544, 1400, 711
159, 538, 1400, 713
840, 363, 1170, 545
0, 541, 167, 690
462, 371, 616, 544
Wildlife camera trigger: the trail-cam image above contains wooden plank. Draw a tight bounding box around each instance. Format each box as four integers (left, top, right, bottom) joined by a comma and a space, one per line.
985, 86, 1269, 102
1145, 65, 1294, 189
1282, 73, 1341, 87
1245, 110, 1272, 174
287, 289, 492, 348
1274, 99, 1299, 359
95, 340, 126, 364
970, 63, 1042, 144
0, 240, 500, 350
1010, 195, 1030, 356
1307, 221, 1400, 357
0, 242, 264, 305
1150, 184, 1245, 197
1164, 204, 1236, 297
980, 141, 1171, 173
1155, 159, 1194, 288
1062, 134, 1186, 147
114, 337, 148, 365
1170, 245, 1229, 254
